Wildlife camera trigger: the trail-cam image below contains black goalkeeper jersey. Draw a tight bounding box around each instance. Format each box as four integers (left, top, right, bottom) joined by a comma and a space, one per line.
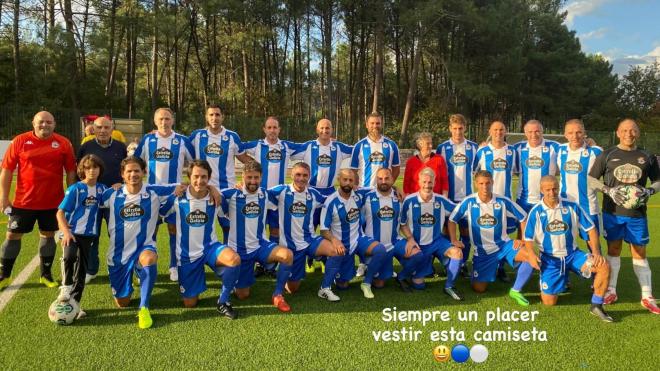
589, 146, 659, 217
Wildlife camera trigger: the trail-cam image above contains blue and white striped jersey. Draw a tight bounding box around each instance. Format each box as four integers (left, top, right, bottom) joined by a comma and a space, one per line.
135, 131, 194, 184
58, 181, 108, 236
189, 127, 244, 188
291, 139, 353, 190
437, 139, 478, 202
400, 193, 455, 246
220, 187, 269, 256
320, 190, 364, 253
350, 135, 400, 187
361, 189, 401, 250
557, 143, 602, 216
515, 140, 559, 204
267, 184, 326, 250
242, 139, 300, 189
474, 143, 517, 199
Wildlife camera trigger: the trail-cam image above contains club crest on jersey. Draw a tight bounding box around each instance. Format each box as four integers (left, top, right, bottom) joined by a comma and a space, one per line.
563, 160, 582, 174
204, 143, 224, 157
289, 201, 308, 217
377, 206, 395, 221
172, 138, 179, 145
154, 147, 174, 161
526, 156, 544, 169
317, 154, 333, 167
542, 146, 549, 153
638, 157, 646, 164
466, 144, 472, 150
369, 151, 385, 163
241, 201, 261, 218
83, 196, 97, 207
546, 219, 568, 235
490, 158, 508, 171
561, 207, 568, 214
383, 143, 389, 148
477, 214, 497, 228
120, 203, 145, 221
494, 203, 501, 209
506, 149, 512, 156
418, 212, 436, 227
345, 208, 360, 223
186, 209, 209, 226
451, 152, 467, 166
613, 163, 642, 183
51, 141, 60, 149
582, 150, 589, 157
434, 202, 441, 209
267, 149, 282, 162
222, 135, 228, 141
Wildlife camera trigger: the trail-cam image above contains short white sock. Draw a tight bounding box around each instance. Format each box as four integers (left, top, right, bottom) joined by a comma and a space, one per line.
632, 258, 653, 298
606, 255, 621, 290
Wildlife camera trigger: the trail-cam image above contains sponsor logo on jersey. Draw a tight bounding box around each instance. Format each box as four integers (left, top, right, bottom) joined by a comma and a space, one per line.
546, 219, 569, 235
51, 141, 60, 149
242, 201, 261, 218
418, 212, 436, 226
638, 156, 646, 165
477, 213, 497, 228
267, 149, 282, 162
491, 158, 508, 171
204, 143, 224, 157
345, 208, 360, 223
526, 155, 544, 169
317, 154, 333, 167
563, 160, 583, 174
83, 196, 97, 207
451, 152, 468, 166
289, 201, 308, 217
186, 209, 209, 226
154, 147, 174, 161
369, 151, 386, 163
613, 163, 642, 183
120, 203, 145, 221
377, 205, 395, 221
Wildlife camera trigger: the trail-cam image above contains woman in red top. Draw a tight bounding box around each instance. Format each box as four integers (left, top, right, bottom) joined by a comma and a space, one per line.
403, 132, 449, 196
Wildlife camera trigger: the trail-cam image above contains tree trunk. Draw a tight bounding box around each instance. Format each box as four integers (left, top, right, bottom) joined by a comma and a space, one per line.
12, 0, 19, 99
151, 0, 160, 110
400, 28, 422, 146
371, 22, 384, 114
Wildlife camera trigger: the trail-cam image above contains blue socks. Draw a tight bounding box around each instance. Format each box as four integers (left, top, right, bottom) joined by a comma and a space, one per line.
169, 234, 176, 269
322, 256, 342, 289
446, 258, 461, 288
364, 244, 387, 285
219, 265, 240, 304
138, 264, 157, 309
591, 294, 604, 305
460, 236, 471, 265
273, 262, 292, 296
399, 253, 424, 280
512, 262, 534, 291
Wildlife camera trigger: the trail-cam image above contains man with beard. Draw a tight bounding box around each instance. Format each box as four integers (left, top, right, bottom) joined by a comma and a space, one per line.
350, 112, 400, 188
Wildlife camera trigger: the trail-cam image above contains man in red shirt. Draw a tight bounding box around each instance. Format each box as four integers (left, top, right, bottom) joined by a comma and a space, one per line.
0, 111, 77, 290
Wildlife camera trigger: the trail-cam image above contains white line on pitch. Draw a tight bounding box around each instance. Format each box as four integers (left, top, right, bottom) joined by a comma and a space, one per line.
0, 254, 40, 313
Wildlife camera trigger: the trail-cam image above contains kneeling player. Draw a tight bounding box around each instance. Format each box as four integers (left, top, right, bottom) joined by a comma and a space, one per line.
161, 160, 241, 319
220, 161, 294, 312
448, 170, 539, 306
400, 168, 464, 300
267, 162, 343, 300
524, 176, 613, 322
320, 169, 388, 299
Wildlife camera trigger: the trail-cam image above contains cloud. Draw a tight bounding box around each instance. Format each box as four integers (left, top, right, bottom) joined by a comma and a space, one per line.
607, 47, 660, 76
579, 27, 608, 40
562, 0, 609, 26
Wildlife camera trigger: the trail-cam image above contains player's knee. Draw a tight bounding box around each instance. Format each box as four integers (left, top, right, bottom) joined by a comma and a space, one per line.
183, 298, 199, 308
276, 248, 293, 264
225, 253, 241, 268
471, 283, 487, 293
286, 281, 300, 294
373, 279, 385, 288
167, 224, 177, 235
39, 231, 56, 238
235, 289, 250, 300
541, 295, 558, 306
6, 232, 22, 240
139, 251, 158, 266
447, 247, 462, 260
115, 297, 130, 308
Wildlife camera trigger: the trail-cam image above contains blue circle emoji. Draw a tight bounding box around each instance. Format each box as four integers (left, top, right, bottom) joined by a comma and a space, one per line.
451, 344, 470, 363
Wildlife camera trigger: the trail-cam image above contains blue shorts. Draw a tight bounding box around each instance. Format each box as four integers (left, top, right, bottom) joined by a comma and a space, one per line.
539, 250, 589, 295
367, 239, 406, 281
516, 198, 536, 214
236, 240, 278, 289
335, 236, 377, 283
178, 242, 228, 298
415, 238, 453, 278
267, 209, 279, 229
108, 245, 157, 299
472, 240, 520, 283
218, 216, 230, 228
602, 213, 649, 246
289, 236, 324, 282
579, 214, 602, 245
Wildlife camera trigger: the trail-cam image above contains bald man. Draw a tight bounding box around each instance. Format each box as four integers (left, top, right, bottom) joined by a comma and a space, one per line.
0, 111, 77, 290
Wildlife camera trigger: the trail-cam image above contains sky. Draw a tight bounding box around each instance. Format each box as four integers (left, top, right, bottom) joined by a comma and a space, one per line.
562, 0, 660, 76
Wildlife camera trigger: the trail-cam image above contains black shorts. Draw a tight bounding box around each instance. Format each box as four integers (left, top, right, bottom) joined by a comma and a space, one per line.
7, 207, 58, 233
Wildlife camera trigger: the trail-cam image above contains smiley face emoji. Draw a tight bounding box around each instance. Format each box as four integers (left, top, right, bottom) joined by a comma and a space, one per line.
433, 345, 450, 362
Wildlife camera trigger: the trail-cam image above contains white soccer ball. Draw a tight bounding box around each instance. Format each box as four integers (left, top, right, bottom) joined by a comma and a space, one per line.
617, 184, 645, 210
48, 299, 80, 325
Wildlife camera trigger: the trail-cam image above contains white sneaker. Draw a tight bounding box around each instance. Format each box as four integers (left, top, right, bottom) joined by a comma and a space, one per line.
392, 271, 397, 278
318, 287, 340, 302
77, 308, 87, 319
84, 274, 97, 284
169, 267, 179, 282
356, 263, 367, 278
57, 285, 73, 301
361, 283, 374, 299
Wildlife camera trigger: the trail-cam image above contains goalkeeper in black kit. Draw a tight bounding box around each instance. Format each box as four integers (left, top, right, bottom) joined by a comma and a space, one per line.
588, 118, 660, 314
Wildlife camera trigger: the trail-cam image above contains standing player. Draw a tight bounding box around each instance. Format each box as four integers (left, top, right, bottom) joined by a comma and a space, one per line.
400, 168, 464, 300
100, 157, 181, 329
437, 114, 478, 277
161, 160, 241, 319
319, 169, 389, 299
361, 168, 425, 291
135, 107, 194, 282
189, 105, 254, 240
350, 112, 401, 188
588, 118, 660, 314
220, 160, 294, 312
448, 170, 539, 306
514, 120, 559, 213
0, 111, 77, 290
267, 162, 343, 299
524, 176, 613, 321
55, 155, 107, 318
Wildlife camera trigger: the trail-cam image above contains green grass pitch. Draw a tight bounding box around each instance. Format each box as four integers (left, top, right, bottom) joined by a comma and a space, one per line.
0, 178, 659, 369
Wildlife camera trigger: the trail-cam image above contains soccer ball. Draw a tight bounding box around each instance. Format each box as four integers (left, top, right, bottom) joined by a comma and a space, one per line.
48, 299, 80, 325
617, 184, 645, 210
